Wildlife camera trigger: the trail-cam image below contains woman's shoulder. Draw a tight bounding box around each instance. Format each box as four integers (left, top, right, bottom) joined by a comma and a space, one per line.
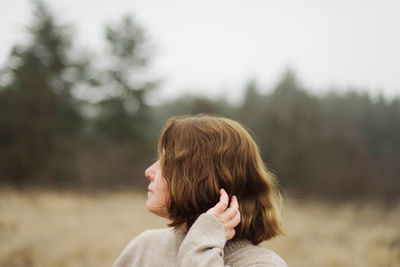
137, 228, 171, 238
225, 240, 288, 267
124, 227, 187, 251
126, 227, 174, 246
113, 228, 180, 267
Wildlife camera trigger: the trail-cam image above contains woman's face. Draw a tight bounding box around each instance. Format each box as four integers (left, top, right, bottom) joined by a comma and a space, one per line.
145, 160, 169, 218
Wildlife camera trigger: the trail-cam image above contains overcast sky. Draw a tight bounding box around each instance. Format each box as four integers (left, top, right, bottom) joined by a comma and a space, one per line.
1, 0, 399, 103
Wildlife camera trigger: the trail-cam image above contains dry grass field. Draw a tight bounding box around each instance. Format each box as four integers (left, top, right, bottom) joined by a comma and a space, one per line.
0, 189, 399, 267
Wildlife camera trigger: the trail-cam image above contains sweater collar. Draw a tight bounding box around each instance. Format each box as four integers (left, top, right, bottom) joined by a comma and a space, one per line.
172, 227, 253, 255
224, 239, 252, 255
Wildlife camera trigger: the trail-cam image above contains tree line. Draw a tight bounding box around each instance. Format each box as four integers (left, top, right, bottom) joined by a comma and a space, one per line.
1, 1, 399, 202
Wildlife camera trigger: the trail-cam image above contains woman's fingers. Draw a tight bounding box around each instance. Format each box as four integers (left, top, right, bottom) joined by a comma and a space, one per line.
227, 228, 236, 241
226, 209, 241, 229
206, 188, 229, 216
206, 189, 241, 240
224, 195, 239, 220
220, 188, 229, 209
213, 188, 229, 213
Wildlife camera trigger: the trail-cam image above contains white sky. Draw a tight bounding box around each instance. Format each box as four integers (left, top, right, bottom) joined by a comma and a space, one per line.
1, 0, 400, 104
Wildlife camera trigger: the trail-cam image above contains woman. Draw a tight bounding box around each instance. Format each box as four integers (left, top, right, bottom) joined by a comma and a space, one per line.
114, 114, 287, 267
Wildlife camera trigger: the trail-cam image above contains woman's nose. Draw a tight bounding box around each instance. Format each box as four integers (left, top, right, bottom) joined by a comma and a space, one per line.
145, 164, 154, 181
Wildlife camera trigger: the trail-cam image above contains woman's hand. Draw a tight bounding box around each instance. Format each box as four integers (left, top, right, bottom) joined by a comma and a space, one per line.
206, 188, 241, 241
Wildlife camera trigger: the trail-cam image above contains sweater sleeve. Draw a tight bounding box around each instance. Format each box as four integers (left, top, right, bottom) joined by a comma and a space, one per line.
177, 213, 229, 267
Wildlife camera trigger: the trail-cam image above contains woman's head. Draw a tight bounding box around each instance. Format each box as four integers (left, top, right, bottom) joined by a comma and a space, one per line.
153, 114, 285, 244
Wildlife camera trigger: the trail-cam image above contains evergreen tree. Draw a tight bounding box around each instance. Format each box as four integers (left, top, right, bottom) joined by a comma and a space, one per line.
93, 16, 158, 143
0, 0, 84, 185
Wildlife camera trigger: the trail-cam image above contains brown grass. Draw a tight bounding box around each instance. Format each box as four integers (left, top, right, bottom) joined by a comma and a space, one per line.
0, 189, 399, 267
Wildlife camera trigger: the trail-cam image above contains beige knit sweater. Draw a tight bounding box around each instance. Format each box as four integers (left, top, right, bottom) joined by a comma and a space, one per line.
113, 213, 287, 267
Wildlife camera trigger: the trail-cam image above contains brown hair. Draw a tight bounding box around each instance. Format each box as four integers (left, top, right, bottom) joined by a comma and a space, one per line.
158, 114, 285, 244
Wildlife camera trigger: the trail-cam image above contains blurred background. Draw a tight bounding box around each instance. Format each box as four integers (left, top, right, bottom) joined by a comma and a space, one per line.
0, 0, 399, 266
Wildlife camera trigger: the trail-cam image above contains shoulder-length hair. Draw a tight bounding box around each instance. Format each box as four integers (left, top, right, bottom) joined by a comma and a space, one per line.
158, 114, 285, 244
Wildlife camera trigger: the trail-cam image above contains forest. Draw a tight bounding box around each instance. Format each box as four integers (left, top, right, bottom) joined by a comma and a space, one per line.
1, 1, 399, 202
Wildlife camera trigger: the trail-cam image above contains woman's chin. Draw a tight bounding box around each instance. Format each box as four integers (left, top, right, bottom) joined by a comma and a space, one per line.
145, 201, 158, 214
145, 200, 153, 212
146, 204, 168, 218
